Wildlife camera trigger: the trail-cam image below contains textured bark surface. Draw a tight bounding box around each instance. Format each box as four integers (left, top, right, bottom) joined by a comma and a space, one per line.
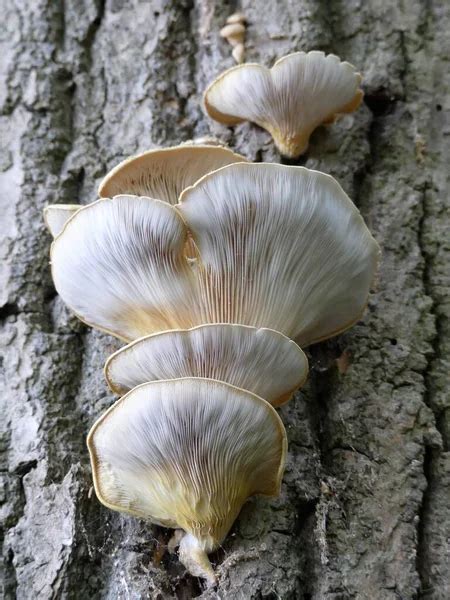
1, 0, 449, 598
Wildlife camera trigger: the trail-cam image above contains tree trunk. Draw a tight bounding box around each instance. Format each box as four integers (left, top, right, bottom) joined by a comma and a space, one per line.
1, 0, 449, 598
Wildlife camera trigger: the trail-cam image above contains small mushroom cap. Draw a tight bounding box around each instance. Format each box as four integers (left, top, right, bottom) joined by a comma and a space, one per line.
43, 204, 81, 238
105, 323, 308, 406
178, 163, 380, 346
226, 12, 246, 24
98, 145, 247, 204
220, 23, 245, 46
50, 195, 199, 342
88, 377, 286, 578
204, 51, 363, 157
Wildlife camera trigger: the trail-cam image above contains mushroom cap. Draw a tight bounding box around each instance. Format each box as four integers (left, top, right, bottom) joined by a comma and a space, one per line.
43, 204, 81, 238
88, 377, 286, 573
105, 323, 308, 406
204, 51, 363, 157
98, 144, 247, 204
50, 195, 199, 342
178, 162, 380, 346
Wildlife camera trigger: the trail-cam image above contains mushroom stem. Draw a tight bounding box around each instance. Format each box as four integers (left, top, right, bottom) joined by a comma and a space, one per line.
178, 532, 217, 585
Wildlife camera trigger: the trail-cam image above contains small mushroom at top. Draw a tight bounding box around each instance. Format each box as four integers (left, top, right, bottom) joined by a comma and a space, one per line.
88, 377, 286, 584
43, 204, 81, 238
98, 144, 246, 204
204, 51, 363, 158
104, 323, 308, 405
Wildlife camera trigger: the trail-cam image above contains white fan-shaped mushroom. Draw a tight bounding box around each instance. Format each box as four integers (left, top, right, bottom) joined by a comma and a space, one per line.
105, 323, 308, 405
87, 378, 286, 583
98, 144, 247, 204
177, 163, 379, 347
50, 195, 199, 341
204, 51, 363, 157
43, 204, 81, 238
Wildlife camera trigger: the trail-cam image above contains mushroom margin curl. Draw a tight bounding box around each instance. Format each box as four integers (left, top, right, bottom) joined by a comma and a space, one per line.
87, 377, 287, 585
104, 323, 308, 406
204, 51, 363, 158
98, 144, 247, 204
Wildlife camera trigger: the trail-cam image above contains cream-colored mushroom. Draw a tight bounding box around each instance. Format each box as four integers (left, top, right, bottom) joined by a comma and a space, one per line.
50, 195, 199, 342
98, 144, 246, 204
87, 378, 286, 584
43, 204, 81, 238
177, 162, 380, 346
104, 323, 308, 405
204, 51, 363, 157
220, 23, 245, 47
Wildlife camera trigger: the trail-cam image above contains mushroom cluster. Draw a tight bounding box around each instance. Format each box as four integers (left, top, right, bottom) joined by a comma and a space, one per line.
45, 51, 379, 585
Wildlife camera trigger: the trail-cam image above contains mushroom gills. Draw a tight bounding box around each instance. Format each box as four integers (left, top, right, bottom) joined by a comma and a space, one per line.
178, 162, 380, 346
87, 378, 287, 583
98, 144, 247, 204
105, 323, 308, 405
204, 51, 363, 158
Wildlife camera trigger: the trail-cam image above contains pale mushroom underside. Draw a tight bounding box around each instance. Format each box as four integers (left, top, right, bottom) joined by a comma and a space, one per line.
98, 144, 247, 204
51, 164, 379, 346
204, 51, 363, 157
88, 378, 286, 542
105, 323, 308, 405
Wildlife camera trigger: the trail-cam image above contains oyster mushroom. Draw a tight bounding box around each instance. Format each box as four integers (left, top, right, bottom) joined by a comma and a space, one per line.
105, 323, 308, 406
98, 144, 246, 204
50, 195, 199, 341
204, 51, 363, 157
43, 204, 81, 237
51, 164, 378, 346
177, 162, 380, 346
87, 377, 286, 584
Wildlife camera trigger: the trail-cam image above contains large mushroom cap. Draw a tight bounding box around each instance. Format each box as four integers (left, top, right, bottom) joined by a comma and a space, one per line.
105, 323, 308, 405
50, 195, 199, 341
178, 162, 380, 346
88, 377, 286, 582
204, 51, 363, 158
43, 204, 81, 238
98, 144, 247, 204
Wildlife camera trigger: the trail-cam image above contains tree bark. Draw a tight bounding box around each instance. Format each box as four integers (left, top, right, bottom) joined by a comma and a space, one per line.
1, 0, 449, 598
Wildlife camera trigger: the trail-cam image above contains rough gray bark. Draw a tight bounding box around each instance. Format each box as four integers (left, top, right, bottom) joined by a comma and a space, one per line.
1, 0, 449, 598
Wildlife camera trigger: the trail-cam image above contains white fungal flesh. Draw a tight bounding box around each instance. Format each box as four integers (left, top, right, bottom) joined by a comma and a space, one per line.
98, 145, 247, 204
204, 51, 363, 157
50, 195, 199, 341
178, 163, 379, 346
43, 204, 81, 237
105, 323, 308, 405
88, 378, 286, 546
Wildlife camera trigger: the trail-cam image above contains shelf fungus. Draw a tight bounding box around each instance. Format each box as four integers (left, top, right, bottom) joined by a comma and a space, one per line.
204, 51, 363, 157
43, 204, 81, 237
50, 195, 200, 341
177, 163, 380, 346
47, 159, 379, 584
87, 378, 286, 584
98, 144, 246, 204
105, 323, 308, 406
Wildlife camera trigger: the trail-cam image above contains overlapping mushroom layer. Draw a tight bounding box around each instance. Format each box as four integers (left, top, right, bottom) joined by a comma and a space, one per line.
47, 155, 379, 583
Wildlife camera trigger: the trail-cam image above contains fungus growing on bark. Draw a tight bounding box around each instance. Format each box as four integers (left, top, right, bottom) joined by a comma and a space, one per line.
204, 51, 363, 157
50, 195, 199, 341
98, 144, 246, 204
177, 162, 380, 346
87, 378, 286, 584
50, 164, 379, 346
105, 323, 308, 406
43, 204, 80, 237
